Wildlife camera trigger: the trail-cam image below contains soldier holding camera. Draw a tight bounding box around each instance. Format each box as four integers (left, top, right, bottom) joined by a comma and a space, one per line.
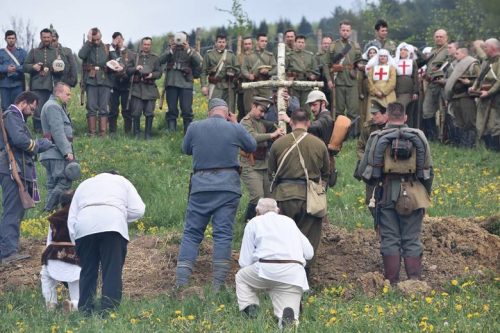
126, 37, 161, 139
159, 32, 202, 134
78, 27, 113, 137
201, 34, 240, 113
24, 28, 61, 133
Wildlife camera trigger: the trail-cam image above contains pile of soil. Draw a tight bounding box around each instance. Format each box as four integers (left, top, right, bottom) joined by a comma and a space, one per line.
1, 216, 498, 298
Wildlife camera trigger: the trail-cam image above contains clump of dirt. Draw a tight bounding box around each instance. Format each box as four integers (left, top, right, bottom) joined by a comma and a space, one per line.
1, 216, 498, 299
397, 280, 431, 296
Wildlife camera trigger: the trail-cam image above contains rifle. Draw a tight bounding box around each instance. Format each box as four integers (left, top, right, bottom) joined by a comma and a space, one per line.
0, 110, 35, 209
126, 42, 142, 110
80, 33, 86, 106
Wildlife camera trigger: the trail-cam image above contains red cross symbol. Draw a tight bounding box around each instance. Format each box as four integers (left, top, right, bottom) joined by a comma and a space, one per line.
399, 61, 410, 75
375, 66, 388, 80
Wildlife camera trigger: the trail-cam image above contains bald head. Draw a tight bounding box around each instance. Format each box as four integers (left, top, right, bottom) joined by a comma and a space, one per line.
434, 29, 448, 47
484, 38, 500, 57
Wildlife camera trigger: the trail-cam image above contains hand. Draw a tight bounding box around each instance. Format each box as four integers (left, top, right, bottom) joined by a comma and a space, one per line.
145, 73, 153, 79
412, 94, 418, 101
271, 127, 285, 138
227, 112, 237, 123
278, 112, 290, 123
65, 153, 74, 161
247, 73, 255, 81
259, 68, 269, 75
36, 138, 54, 153
327, 80, 334, 90
87, 29, 93, 42
33, 63, 42, 72
458, 78, 470, 85
480, 90, 489, 99
375, 91, 383, 98
7, 65, 16, 73
201, 86, 208, 96
136, 65, 143, 72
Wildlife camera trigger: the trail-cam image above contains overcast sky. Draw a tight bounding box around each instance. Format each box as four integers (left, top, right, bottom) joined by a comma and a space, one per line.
1, 0, 359, 51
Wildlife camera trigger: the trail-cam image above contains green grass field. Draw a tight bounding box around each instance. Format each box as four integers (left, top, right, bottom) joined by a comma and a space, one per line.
1, 85, 499, 332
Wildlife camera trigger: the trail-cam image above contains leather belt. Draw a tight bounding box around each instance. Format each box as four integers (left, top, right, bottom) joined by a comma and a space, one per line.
259, 259, 304, 265
194, 167, 240, 174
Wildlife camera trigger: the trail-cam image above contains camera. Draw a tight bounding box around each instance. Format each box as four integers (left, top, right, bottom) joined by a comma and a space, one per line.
174, 32, 187, 46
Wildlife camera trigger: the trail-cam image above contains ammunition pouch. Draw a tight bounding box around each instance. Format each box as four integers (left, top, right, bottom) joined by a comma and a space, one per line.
395, 179, 431, 215
331, 64, 353, 73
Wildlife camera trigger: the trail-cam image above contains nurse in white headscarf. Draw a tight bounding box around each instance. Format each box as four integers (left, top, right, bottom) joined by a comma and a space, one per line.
394, 42, 420, 126
366, 49, 397, 120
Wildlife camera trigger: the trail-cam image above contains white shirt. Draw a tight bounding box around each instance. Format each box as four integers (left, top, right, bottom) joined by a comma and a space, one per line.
239, 211, 314, 291
68, 173, 145, 243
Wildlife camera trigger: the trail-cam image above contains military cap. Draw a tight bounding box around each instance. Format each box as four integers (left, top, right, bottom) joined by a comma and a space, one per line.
208, 98, 228, 111
369, 100, 387, 114
64, 161, 82, 181
253, 96, 273, 110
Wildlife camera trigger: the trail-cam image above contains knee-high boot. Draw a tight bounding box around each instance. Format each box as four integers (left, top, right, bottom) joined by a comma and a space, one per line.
145, 116, 153, 140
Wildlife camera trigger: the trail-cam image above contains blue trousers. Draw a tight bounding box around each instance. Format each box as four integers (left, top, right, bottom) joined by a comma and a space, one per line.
178, 191, 240, 263
0, 174, 25, 259
1, 86, 23, 111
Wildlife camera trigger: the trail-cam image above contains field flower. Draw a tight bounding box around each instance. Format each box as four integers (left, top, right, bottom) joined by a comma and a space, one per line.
451, 279, 458, 286
455, 304, 462, 311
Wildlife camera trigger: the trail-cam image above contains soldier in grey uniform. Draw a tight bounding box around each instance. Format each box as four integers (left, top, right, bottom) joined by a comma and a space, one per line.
241, 33, 277, 119
159, 31, 202, 133
0, 30, 27, 111
78, 27, 113, 137
240, 96, 284, 221
325, 20, 362, 121
357, 102, 433, 284
363, 19, 397, 56
24, 28, 59, 133
201, 34, 240, 112
285, 35, 319, 107
0, 92, 53, 264
109, 32, 135, 134
422, 29, 448, 141
126, 37, 161, 139
236, 36, 254, 121
40, 83, 76, 211
316, 35, 333, 107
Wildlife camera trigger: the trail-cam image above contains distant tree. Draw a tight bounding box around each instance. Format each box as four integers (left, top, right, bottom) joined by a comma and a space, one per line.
276, 18, 294, 34
126, 39, 134, 50
258, 20, 269, 35
297, 16, 313, 36
216, 0, 252, 38
2, 17, 36, 50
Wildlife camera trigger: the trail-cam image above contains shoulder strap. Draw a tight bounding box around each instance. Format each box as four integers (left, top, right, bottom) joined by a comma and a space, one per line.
4, 48, 20, 66
214, 50, 227, 77
270, 133, 308, 192
293, 132, 310, 182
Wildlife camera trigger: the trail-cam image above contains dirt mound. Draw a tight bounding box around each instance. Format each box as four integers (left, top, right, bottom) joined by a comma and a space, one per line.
1, 216, 498, 298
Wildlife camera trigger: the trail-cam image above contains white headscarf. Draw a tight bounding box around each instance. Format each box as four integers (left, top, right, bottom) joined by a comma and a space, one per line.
362, 46, 379, 60
367, 48, 397, 70
395, 42, 417, 61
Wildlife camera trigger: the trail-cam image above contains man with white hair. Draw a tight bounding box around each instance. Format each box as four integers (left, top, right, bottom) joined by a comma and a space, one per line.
470, 38, 500, 151
236, 198, 313, 329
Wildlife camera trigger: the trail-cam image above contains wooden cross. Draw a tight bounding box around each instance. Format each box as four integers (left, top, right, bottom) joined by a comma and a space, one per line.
241, 34, 323, 129
374, 66, 388, 80
398, 61, 410, 75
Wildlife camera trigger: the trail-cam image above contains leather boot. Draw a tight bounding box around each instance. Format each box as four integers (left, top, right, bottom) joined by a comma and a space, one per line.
423, 117, 437, 141
124, 118, 132, 134
244, 203, 257, 222
108, 117, 117, 134
183, 119, 192, 134
145, 116, 153, 140
99, 117, 108, 137
87, 116, 97, 136
167, 119, 177, 132
492, 135, 500, 152
483, 135, 493, 149
404, 256, 422, 280
383, 255, 401, 285
133, 117, 141, 139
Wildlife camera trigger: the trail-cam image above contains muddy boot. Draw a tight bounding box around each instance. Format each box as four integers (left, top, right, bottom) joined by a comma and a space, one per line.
175, 260, 193, 288
108, 117, 117, 134
87, 116, 97, 136
383, 255, 401, 285
404, 256, 422, 280
124, 117, 132, 134
144, 116, 153, 140
244, 203, 257, 222
133, 117, 141, 139
183, 119, 192, 134
483, 135, 493, 150
167, 119, 177, 132
99, 117, 108, 137
423, 117, 437, 141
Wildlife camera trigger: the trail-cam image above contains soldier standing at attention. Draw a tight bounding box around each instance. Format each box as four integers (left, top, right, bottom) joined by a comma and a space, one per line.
201, 34, 240, 112
364, 19, 397, 56
175, 98, 256, 292
241, 33, 277, 121
0, 30, 27, 111
268, 109, 329, 279
422, 29, 448, 141
357, 102, 433, 284
108, 32, 135, 135
286, 35, 320, 107
127, 37, 161, 140
237, 36, 254, 122
159, 31, 202, 134
24, 28, 59, 133
240, 96, 284, 221
326, 20, 362, 121
78, 27, 113, 137
51, 29, 78, 89
317, 35, 333, 106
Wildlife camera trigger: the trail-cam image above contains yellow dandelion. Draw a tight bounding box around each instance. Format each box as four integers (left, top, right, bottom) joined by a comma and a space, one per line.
130, 318, 138, 325
467, 313, 473, 319
329, 309, 337, 315
7, 304, 13, 311
383, 286, 389, 294
441, 292, 449, 297
174, 310, 182, 315
187, 314, 195, 320
109, 312, 117, 319
425, 297, 433, 304
377, 305, 384, 315
451, 279, 459, 286
483, 304, 489, 312
455, 304, 462, 311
